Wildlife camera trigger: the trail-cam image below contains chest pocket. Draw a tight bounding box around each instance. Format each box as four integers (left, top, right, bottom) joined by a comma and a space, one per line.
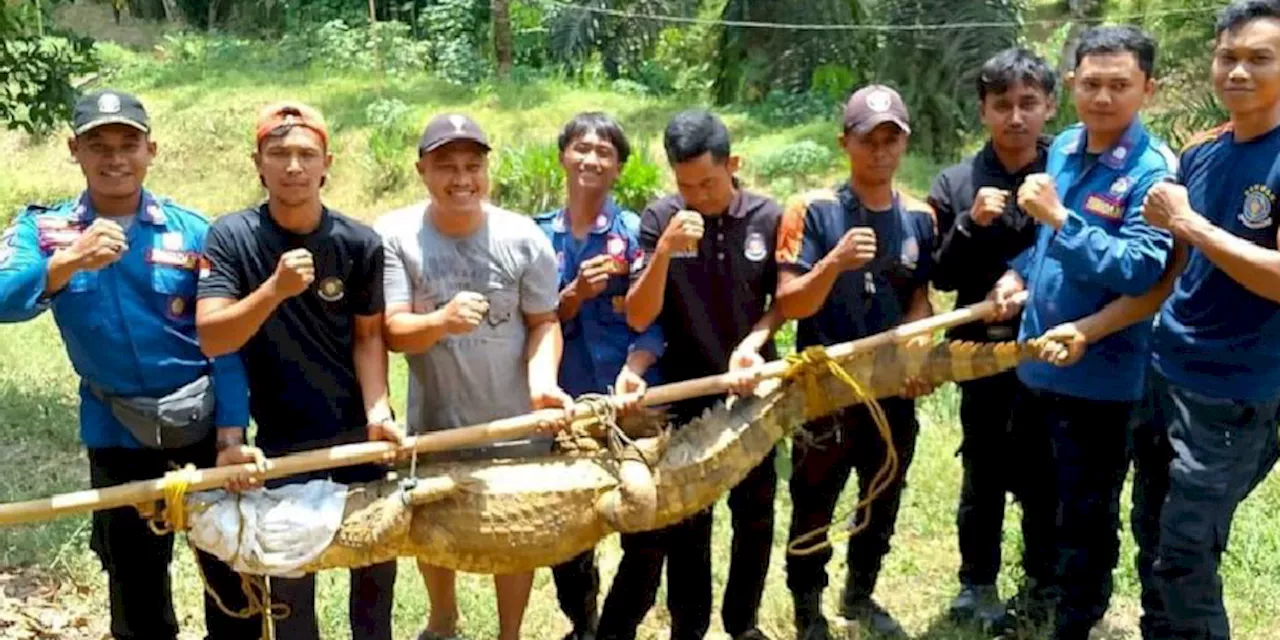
483, 269, 520, 332
149, 233, 198, 322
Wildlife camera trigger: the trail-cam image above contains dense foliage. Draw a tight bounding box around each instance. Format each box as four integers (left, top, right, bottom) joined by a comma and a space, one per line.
1, 2, 97, 134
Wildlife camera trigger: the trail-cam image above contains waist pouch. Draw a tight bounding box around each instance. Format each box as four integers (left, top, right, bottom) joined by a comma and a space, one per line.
89, 375, 215, 449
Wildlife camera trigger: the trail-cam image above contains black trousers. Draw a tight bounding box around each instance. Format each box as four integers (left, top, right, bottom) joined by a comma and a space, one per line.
88, 440, 261, 640
784, 398, 919, 601
595, 448, 777, 639
1013, 387, 1134, 640
260, 457, 398, 640
267, 562, 397, 640
956, 372, 1055, 588
1130, 371, 1280, 640
553, 548, 600, 636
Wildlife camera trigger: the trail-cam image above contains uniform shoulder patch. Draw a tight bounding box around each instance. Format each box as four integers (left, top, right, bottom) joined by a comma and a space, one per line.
1181, 122, 1232, 155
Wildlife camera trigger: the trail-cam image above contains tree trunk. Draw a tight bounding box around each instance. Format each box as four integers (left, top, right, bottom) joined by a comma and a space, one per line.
369, 0, 377, 23
206, 0, 219, 30
492, 0, 514, 79
158, 0, 183, 24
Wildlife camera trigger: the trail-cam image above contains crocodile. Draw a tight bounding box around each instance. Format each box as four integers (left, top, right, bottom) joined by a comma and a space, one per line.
187, 339, 1049, 576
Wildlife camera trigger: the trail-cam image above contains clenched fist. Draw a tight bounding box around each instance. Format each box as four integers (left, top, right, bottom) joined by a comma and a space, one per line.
271, 248, 315, 297
573, 254, 613, 300
441, 291, 489, 335
971, 187, 1010, 227
658, 210, 704, 255
825, 227, 877, 272
1017, 173, 1068, 228
1142, 181, 1195, 232
69, 218, 128, 271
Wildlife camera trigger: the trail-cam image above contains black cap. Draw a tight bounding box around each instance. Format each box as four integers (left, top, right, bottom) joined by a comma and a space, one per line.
842, 84, 911, 136
418, 113, 491, 155
72, 90, 150, 136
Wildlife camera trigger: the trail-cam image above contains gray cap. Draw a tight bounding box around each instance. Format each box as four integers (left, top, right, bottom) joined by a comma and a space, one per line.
418, 113, 491, 155
842, 84, 911, 136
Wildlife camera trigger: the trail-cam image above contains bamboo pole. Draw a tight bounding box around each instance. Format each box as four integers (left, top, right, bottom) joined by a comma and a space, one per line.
0, 295, 1019, 527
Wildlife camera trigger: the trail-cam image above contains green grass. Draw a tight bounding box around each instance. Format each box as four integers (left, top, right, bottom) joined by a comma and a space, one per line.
3, 13, 1280, 640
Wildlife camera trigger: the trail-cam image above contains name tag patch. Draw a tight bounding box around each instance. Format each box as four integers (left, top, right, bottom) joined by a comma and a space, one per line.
1083, 193, 1123, 220
147, 248, 200, 270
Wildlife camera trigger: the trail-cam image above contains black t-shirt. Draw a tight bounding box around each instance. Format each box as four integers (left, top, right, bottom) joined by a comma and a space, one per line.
197, 205, 384, 456
632, 188, 781, 419
928, 138, 1048, 341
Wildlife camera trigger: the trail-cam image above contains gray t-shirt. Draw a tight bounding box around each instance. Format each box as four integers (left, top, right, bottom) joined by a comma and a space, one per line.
376, 202, 560, 454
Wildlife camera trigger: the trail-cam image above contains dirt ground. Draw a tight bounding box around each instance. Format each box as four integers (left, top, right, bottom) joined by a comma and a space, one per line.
0, 566, 106, 640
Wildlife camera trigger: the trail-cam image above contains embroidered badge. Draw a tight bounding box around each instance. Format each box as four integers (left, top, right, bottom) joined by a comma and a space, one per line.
606, 234, 626, 257
631, 248, 645, 273
866, 90, 893, 112
594, 214, 609, 233
198, 256, 212, 280
1083, 194, 1122, 220
161, 232, 184, 251
168, 296, 188, 318
744, 231, 768, 262
1240, 184, 1274, 230
147, 249, 200, 270
901, 236, 920, 270
317, 276, 345, 302
98, 93, 121, 114
1110, 176, 1131, 196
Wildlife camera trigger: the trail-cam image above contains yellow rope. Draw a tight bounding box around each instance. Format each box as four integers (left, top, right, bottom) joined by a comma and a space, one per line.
143, 464, 290, 639
781, 346, 902, 557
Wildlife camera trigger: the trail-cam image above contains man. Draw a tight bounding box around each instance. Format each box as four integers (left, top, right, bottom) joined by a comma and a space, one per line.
377, 113, 571, 640
775, 84, 936, 639
0, 90, 259, 640
926, 48, 1058, 627
534, 111, 665, 640
598, 108, 781, 640
1034, 3, 1280, 637
988, 25, 1176, 640
195, 101, 401, 640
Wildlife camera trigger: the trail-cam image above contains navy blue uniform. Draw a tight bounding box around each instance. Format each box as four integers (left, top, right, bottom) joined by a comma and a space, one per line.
0, 191, 256, 640
1130, 123, 1280, 640
1010, 119, 1176, 639
775, 183, 935, 616
535, 200, 665, 639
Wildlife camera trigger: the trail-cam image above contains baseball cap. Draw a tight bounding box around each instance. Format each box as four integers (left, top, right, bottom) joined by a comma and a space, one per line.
418, 113, 491, 155
255, 101, 329, 148
843, 84, 911, 136
72, 90, 150, 136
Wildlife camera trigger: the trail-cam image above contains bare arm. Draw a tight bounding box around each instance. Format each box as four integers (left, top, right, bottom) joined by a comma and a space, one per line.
775, 261, 845, 320
625, 247, 671, 331
525, 311, 563, 385
1076, 240, 1188, 343
196, 285, 288, 357
383, 301, 450, 355
353, 313, 392, 423
1175, 214, 1280, 303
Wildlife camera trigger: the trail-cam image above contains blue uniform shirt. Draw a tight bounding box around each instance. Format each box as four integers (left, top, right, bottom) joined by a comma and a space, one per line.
1152, 123, 1280, 401
0, 190, 249, 448
534, 199, 665, 397
777, 184, 936, 350
1012, 120, 1176, 401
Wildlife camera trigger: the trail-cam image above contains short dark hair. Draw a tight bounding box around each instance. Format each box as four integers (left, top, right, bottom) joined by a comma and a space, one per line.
663, 108, 731, 165
1074, 25, 1158, 78
977, 47, 1058, 102
558, 111, 631, 165
1216, 0, 1280, 37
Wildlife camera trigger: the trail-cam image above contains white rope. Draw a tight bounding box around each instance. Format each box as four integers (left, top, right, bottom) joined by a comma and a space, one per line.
539, 0, 1220, 32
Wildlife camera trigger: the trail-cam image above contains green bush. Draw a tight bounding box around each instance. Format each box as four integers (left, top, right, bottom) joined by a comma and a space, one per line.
489, 142, 663, 216
750, 140, 836, 182
363, 98, 418, 198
